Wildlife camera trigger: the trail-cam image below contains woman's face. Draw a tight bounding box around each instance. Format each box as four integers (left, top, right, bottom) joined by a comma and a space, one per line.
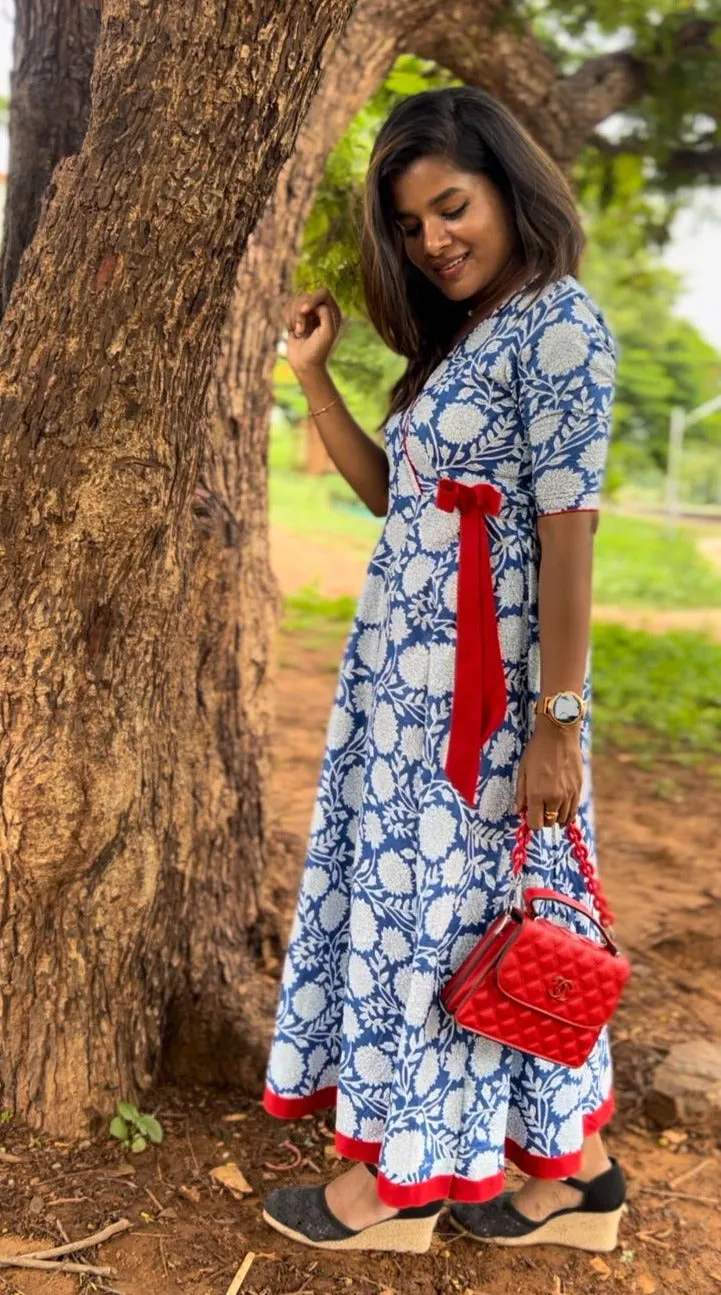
391, 155, 516, 303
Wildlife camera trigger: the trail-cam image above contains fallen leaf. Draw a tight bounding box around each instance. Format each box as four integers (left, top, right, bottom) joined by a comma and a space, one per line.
637, 1277, 656, 1294
223, 1113, 249, 1123
590, 1256, 612, 1279
324, 1144, 340, 1160
179, 1184, 201, 1204
662, 1129, 687, 1146
552, 1277, 563, 1295
210, 1162, 254, 1198
0, 1152, 22, 1164
104, 1162, 136, 1178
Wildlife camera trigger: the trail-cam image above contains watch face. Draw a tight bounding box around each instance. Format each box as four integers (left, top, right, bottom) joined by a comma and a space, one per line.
550, 692, 583, 724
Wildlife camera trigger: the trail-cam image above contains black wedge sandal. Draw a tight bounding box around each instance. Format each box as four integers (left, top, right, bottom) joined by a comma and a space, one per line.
448, 1158, 627, 1252
262, 1163, 445, 1253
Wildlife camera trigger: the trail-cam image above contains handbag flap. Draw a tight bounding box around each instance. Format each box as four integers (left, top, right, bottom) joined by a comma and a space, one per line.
496, 914, 629, 1030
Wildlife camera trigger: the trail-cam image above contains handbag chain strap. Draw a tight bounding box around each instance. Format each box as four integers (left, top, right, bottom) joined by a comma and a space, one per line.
509, 814, 615, 931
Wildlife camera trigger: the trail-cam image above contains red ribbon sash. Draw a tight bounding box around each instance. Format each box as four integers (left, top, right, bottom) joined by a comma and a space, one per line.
435, 478, 508, 806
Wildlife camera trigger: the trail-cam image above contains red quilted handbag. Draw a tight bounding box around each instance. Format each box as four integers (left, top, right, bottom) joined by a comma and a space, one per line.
441, 816, 631, 1068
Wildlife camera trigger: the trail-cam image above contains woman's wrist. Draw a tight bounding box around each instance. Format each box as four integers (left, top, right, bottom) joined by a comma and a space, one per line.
534, 711, 582, 743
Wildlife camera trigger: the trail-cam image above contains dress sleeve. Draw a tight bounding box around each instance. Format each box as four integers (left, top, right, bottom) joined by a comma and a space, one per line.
517, 286, 616, 515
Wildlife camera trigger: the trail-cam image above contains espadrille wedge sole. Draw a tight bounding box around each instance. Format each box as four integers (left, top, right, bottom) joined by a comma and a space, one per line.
448, 1158, 627, 1253
262, 1205, 441, 1252
449, 1201, 627, 1251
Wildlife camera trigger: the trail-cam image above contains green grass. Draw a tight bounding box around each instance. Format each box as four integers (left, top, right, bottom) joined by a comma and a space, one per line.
593, 512, 721, 610
591, 623, 721, 761
269, 469, 382, 545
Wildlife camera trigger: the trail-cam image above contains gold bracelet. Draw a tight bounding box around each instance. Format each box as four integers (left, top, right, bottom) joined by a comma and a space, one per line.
309, 396, 340, 418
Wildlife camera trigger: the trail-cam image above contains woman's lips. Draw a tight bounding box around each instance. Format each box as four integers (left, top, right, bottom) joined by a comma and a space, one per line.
434, 251, 470, 280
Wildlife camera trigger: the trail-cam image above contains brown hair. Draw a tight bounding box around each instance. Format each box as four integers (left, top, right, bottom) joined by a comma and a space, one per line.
360, 86, 584, 418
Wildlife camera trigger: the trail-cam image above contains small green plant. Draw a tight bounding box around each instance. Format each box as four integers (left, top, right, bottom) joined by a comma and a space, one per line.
110, 1101, 163, 1154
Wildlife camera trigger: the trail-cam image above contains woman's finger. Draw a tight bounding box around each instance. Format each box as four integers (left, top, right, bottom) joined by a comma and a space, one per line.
557, 795, 573, 827
527, 793, 546, 832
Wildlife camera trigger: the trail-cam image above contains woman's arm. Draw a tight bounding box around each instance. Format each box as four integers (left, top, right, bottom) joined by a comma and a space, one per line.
514, 511, 598, 830
286, 289, 389, 518
296, 364, 389, 518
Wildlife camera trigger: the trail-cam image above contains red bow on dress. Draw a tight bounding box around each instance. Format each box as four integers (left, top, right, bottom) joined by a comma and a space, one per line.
434, 478, 508, 806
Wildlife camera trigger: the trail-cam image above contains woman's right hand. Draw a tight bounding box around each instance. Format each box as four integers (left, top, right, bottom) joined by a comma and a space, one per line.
284, 289, 343, 378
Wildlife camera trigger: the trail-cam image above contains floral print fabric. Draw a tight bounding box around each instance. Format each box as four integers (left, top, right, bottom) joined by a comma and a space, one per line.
263, 276, 617, 1207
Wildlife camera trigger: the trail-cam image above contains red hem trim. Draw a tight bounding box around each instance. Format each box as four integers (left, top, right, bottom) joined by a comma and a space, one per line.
261, 1085, 616, 1206
537, 507, 600, 518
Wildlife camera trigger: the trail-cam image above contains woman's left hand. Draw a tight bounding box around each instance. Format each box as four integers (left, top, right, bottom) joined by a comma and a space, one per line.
514, 716, 583, 830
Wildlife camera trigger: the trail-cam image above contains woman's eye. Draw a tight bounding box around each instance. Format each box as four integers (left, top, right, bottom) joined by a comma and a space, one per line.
397, 203, 469, 237
445, 203, 469, 220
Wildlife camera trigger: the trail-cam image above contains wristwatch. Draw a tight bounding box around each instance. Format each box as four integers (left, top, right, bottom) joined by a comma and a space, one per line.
536, 691, 587, 728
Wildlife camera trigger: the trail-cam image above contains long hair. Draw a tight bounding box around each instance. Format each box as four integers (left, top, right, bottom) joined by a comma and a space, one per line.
360, 87, 584, 418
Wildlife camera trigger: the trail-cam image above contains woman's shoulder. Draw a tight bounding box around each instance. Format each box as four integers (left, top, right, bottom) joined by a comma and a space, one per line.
516, 275, 614, 349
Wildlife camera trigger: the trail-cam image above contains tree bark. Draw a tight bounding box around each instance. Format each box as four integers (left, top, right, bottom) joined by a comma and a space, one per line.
0, 0, 355, 1136
0, 0, 101, 314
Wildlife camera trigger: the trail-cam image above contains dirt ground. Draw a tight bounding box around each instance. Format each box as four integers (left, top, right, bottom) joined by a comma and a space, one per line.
1, 547, 720, 1295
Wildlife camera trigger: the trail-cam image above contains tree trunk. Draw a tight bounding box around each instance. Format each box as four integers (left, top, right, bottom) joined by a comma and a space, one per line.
0, 0, 355, 1137
0, 0, 100, 314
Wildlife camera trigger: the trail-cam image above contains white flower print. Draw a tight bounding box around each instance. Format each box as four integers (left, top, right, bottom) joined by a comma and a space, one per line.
357, 627, 380, 669
468, 1150, 502, 1179
498, 613, 526, 663
341, 764, 364, 810
343, 1003, 360, 1041
352, 680, 373, 714
373, 701, 398, 754
360, 1116, 386, 1141
307, 1045, 328, 1077
292, 983, 327, 1021
350, 898, 379, 952
438, 401, 488, 444
479, 774, 513, 822
580, 437, 609, 473
371, 757, 395, 803
405, 970, 436, 1026
402, 554, 434, 596
269, 1040, 304, 1089
335, 1091, 357, 1136
416, 1052, 440, 1096
355, 1044, 393, 1085
390, 608, 410, 644
398, 643, 429, 688
378, 850, 413, 894
443, 573, 458, 612
459, 886, 489, 925
310, 800, 325, 834
535, 467, 585, 513
381, 927, 411, 962
442, 848, 465, 886
527, 410, 562, 447
384, 513, 407, 551
536, 321, 589, 376
419, 804, 457, 860
384, 1129, 425, 1176
304, 866, 330, 898
359, 572, 386, 623
420, 506, 458, 551
428, 642, 455, 697
424, 893, 455, 941
319, 891, 348, 932
552, 1082, 581, 1117
555, 1114, 583, 1153
327, 704, 353, 750
401, 724, 424, 762
406, 433, 434, 479
442, 1088, 464, 1128
497, 568, 524, 610
488, 729, 517, 769
589, 347, 615, 387
446, 1041, 469, 1081
393, 964, 412, 1005
348, 952, 374, 998
365, 811, 383, 848
414, 393, 437, 424
470, 1036, 503, 1077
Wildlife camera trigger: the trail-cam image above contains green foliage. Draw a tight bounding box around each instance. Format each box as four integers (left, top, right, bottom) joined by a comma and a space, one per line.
269, 464, 382, 544
593, 513, 721, 608
109, 1100, 163, 1154
592, 624, 721, 758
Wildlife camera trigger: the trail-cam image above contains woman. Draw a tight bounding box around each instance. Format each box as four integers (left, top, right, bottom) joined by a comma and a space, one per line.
261, 86, 626, 1255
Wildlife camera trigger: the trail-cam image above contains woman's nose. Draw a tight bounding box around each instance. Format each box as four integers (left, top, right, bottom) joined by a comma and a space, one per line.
423, 220, 452, 259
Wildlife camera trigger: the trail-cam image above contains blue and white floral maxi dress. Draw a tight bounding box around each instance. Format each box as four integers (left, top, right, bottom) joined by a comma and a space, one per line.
263, 275, 617, 1209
